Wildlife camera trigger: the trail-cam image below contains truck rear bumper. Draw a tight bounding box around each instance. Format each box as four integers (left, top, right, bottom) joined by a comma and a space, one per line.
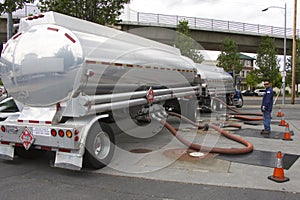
0, 143, 83, 170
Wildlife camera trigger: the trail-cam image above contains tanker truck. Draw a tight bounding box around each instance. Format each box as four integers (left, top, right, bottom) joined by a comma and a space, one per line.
0, 12, 240, 170
196, 63, 243, 111
0, 12, 202, 170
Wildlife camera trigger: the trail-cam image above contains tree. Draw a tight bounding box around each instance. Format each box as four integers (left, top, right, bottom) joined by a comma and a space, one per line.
38, 0, 130, 25
255, 35, 281, 87
245, 70, 259, 90
0, 0, 34, 13
0, 1, 35, 39
174, 20, 204, 63
216, 38, 243, 75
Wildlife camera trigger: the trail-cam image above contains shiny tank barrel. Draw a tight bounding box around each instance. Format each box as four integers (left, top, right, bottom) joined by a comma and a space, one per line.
0, 12, 197, 107
195, 63, 235, 95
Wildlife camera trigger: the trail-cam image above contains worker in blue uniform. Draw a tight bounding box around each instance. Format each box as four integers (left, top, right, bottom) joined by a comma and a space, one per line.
261, 80, 274, 135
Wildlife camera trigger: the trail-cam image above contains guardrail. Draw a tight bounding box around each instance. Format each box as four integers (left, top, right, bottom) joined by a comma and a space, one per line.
121, 11, 299, 38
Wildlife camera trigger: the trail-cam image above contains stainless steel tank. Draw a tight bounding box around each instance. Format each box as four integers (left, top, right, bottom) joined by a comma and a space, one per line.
195, 63, 235, 95
0, 12, 197, 107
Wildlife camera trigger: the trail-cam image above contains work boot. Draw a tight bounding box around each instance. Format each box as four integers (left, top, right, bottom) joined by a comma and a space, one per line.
261, 130, 270, 135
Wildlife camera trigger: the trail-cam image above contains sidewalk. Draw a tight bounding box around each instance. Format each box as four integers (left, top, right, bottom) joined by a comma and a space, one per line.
95, 106, 300, 193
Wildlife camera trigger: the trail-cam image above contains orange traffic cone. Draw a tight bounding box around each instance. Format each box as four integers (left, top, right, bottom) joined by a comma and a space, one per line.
283, 123, 293, 141
268, 151, 289, 183
279, 114, 286, 126
277, 107, 284, 117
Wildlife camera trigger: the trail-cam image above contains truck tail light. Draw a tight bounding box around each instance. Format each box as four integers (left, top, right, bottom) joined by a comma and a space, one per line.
1, 126, 5, 132
66, 130, 72, 138
51, 129, 57, 137
74, 129, 79, 141
58, 130, 64, 137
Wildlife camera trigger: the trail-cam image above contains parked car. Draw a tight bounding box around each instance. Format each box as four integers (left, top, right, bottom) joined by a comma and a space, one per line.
241, 90, 258, 96
254, 89, 265, 96
0, 97, 20, 121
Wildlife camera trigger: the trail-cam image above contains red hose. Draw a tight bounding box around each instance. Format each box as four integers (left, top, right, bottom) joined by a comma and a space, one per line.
230, 115, 263, 121
166, 112, 253, 154
213, 123, 242, 129
162, 120, 253, 154
169, 111, 205, 129
214, 97, 263, 116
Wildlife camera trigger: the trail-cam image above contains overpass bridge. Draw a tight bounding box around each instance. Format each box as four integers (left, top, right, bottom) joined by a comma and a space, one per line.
0, 10, 298, 55
119, 12, 299, 55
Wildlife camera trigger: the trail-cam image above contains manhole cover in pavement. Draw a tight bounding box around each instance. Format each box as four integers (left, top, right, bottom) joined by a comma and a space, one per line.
163, 148, 213, 161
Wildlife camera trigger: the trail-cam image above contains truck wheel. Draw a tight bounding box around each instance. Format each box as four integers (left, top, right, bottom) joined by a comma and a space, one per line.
210, 98, 217, 111
84, 122, 115, 169
236, 97, 244, 108
15, 147, 45, 159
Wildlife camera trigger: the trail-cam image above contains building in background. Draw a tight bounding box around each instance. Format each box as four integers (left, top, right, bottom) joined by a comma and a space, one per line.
237, 53, 256, 90
0, 4, 39, 51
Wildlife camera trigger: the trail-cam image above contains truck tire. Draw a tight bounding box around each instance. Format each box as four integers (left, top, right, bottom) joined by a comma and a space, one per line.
15, 147, 45, 159
235, 96, 244, 108
84, 122, 115, 169
210, 98, 217, 111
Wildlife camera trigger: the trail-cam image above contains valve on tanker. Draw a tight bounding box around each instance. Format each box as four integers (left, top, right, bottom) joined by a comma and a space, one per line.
194, 74, 202, 84
85, 69, 95, 77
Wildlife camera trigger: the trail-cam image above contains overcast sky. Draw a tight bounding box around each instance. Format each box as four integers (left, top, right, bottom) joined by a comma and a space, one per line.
127, 0, 299, 29
124, 0, 297, 64
9, 0, 297, 63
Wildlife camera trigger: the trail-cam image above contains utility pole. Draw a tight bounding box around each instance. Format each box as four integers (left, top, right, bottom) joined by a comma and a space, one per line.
7, 12, 13, 40
262, 4, 287, 105
291, 0, 297, 104
283, 3, 287, 105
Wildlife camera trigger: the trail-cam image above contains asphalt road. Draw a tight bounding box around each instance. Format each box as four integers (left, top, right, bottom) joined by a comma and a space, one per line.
0, 99, 300, 200
0, 153, 299, 200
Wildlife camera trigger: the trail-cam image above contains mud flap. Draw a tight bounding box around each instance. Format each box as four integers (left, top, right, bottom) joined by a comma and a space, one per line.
54, 151, 83, 170
0, 144, 14, 160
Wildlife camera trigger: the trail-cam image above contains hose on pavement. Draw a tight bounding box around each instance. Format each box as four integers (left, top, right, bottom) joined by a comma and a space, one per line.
157, 112, 253, 155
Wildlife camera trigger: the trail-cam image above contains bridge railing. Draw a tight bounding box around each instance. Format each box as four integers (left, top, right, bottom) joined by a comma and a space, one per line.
124, 12, 298, 38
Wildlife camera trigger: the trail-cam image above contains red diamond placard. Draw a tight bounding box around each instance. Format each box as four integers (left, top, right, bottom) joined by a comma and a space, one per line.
19, 128, 35, 150
146, 87, 155, 105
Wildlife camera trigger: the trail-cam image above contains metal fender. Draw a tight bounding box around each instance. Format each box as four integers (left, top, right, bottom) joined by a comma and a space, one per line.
65, 114, 109, 156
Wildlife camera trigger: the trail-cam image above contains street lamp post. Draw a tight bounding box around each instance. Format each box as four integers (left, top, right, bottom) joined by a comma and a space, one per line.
262, 3, 287, 105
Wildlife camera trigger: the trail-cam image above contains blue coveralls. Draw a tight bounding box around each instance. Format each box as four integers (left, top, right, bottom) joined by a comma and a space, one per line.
261, 86, 274, 132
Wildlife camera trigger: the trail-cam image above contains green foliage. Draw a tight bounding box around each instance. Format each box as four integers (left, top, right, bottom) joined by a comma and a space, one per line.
0, 0, 34, 13
174, 20, 204, 63
38, 0, 130, 25
245, 70, 259, 89
176, 20, 191, 36
255, 35, 281, 86
216, 38, 243, 75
